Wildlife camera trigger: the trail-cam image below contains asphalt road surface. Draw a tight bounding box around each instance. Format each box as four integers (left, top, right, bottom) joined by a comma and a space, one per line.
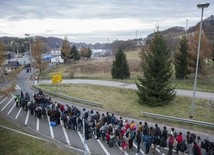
0, 70, 213, 155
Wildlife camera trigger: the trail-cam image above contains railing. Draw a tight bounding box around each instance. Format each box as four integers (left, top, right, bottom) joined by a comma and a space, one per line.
32, 85, 102, 108
141, 111, 214, 128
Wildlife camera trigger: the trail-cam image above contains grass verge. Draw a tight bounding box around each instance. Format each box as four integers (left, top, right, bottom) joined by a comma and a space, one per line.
0, 116, 76, 155
39, 84, 214, 124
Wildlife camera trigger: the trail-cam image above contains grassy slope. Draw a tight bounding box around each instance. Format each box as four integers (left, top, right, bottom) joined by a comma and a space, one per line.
0, 116, 76, 155
41, 84, 214, 124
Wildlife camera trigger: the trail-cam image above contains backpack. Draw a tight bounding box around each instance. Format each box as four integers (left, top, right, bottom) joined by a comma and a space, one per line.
179, 142, 187, 152
190, 133, 196, 140
136, 133, 141, 143
130, 131, 136, 140
169, 137, 174, 147
189, 133, 196, 143
200, 141, 205, 149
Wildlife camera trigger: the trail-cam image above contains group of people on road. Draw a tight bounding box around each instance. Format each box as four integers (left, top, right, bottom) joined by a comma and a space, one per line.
14, 90, 214, 155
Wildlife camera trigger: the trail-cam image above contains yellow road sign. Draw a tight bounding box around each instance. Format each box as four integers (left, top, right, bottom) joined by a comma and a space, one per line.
52, 73, 62, 84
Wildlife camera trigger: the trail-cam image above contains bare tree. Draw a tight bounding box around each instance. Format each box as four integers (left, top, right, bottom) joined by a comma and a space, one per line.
60, 36, 71, 63
31, 40, 48, 75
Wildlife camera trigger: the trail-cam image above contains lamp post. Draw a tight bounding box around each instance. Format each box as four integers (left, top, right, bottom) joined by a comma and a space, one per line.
191, 3, 209, 118
25, 34, 32, 68
25, 34, 35, 84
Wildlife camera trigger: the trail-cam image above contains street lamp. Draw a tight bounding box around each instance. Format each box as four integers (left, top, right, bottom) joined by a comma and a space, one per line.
25, 34, 32, 70
191, 3, 209, 118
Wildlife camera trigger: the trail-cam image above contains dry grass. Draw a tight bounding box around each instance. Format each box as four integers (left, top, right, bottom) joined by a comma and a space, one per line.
42, 48, 214, 92
0, 82, 16, 96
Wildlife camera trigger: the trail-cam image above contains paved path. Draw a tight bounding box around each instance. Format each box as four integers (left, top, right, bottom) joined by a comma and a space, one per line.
38, 79, 214, 100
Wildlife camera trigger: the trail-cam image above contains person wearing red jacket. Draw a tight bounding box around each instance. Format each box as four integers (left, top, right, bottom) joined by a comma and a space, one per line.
176, 132, 183, 153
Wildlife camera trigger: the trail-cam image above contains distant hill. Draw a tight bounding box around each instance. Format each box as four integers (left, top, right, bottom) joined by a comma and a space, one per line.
146, 15, 214, 42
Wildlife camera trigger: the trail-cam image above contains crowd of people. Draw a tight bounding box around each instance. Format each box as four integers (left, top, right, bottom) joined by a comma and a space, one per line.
14, 90, 214, 155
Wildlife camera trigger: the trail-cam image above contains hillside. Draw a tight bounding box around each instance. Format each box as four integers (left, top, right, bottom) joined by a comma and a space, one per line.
146, 15, 214, 42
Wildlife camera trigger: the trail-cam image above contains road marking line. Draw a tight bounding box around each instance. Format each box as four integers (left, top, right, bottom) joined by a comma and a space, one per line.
11, 94, 15, 98
60, 120, 70, 145
47, 116, 54, 138
7, 102, 16, 115
116, 143, 129, 155
0, 97, 8, 105
152, 145, 165, 155
15, 85, 21, 89
36, 118, 39, 131
1, 97, 13, 112
97, 139, 110, 155
15, 108, 22, 119
133, 142, 145, 155
77, 131, 91, 154
24, 110, 30, 125
162, 147, 177, 153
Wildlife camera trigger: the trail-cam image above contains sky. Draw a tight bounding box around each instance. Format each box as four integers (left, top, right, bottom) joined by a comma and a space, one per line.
0, 0, 213, 44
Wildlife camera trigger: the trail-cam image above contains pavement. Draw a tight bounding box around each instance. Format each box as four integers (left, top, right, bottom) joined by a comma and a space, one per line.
37, 79, 214, 100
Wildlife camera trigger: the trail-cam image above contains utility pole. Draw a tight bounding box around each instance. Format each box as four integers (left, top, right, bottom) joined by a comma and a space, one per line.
186, 19, 188, 36
191, 3, 209, 118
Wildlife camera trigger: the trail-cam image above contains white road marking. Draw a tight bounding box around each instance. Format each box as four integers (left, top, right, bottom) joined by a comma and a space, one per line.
133, 142, 145, 155
36, 118, 39, 131
7, 102, 16, 115
116, 143, 129, 155
47, 116, 54, 138
0, 97, 8, 105
60, 120, 70, 145
15, 108, 22, 119
97, 139, 110, 155
15, 85, 21, 89
1, 97, 13, 111
77, 131, 91, 154
24, 110, 30, 125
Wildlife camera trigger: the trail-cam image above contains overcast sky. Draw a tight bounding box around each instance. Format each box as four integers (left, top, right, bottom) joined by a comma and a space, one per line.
0, 0, 213, 44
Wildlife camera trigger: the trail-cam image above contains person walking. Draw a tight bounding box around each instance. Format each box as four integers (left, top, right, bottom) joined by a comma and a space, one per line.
176, 132, 183, 153
135, 130, 141, 154
192, 142, 202, 155
178, 140, 187, 155
168, 134, 175, 155
186, 131, 193, 155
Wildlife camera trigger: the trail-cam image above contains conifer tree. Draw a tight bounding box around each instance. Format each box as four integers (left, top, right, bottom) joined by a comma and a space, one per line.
136, 32, 175, 106
174, 36, 189, 79
111, 48, 130, 79
70, 45, 80, 63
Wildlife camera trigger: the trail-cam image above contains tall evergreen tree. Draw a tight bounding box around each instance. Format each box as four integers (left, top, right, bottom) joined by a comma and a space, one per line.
174, 36, 189, 79
136, 32, 175, 106
70, 45, 80, 63
111, 48, 130, 79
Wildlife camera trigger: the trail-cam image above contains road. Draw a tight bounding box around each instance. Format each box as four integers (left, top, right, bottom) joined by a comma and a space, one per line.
0, 70, 213, 155
37, 79, 214, 100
